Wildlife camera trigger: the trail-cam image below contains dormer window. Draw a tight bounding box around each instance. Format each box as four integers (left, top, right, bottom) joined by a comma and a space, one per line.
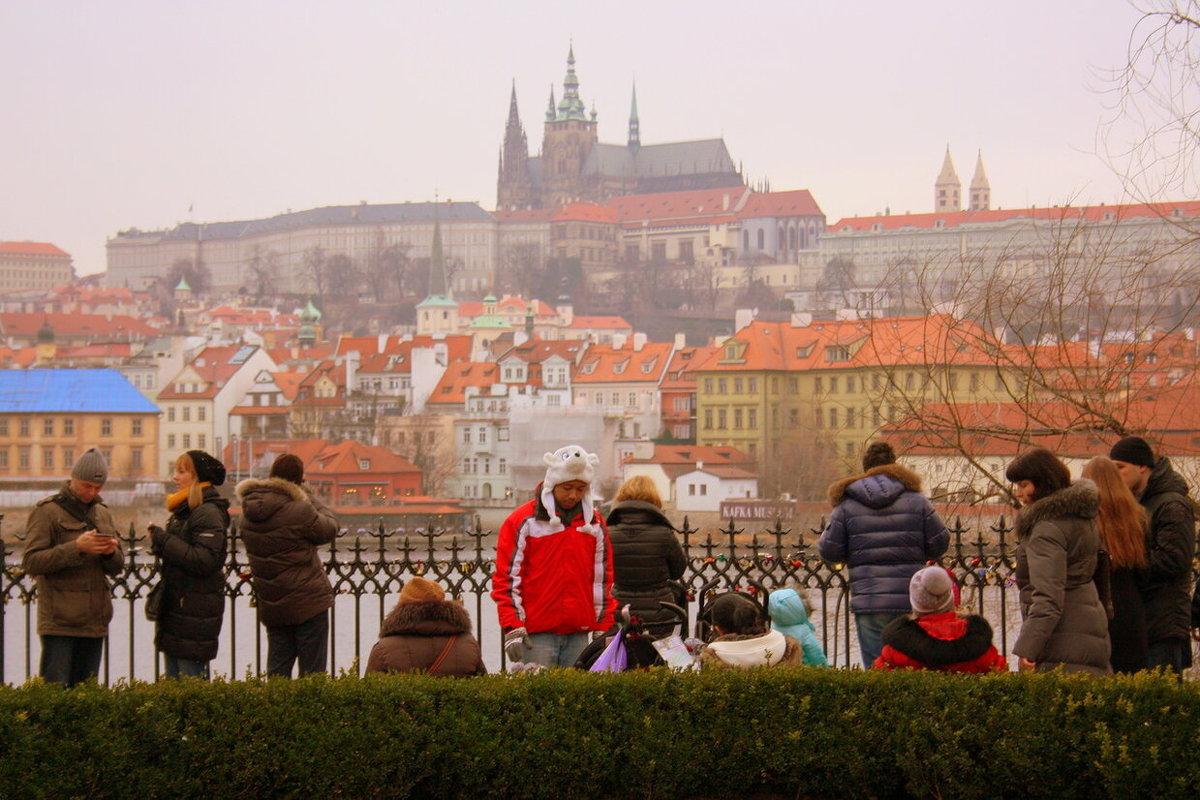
825, 345, 850, 362
613, 359, 628, 375
359, 459, 370, 470
580, 362, 597, 375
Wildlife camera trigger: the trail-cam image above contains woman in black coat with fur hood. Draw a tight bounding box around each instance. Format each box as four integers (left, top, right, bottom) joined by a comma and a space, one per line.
366, 577, 486, 676
149, 450, 230, 679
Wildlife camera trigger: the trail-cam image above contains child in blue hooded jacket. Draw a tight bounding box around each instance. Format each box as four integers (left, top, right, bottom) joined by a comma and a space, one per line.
768, 587, 828, 667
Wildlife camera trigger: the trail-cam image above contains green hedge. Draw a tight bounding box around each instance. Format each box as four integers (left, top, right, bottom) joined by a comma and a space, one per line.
0, 668, 1197, 799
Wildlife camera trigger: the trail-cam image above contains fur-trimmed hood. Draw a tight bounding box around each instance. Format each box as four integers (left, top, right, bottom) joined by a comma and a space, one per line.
1014, 479, 1098, 539
881, 613, 995, 667
827, 463, 923, 508
236, 477, 309, 523
378, 599, 474, 638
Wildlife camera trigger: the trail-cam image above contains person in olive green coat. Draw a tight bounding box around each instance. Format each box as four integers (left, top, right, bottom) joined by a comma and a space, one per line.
22, 448, 123, 686
1008, 448, 1111, 675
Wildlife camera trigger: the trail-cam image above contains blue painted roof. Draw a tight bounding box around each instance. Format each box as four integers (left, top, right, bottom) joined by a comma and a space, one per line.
0, 369, 159, 414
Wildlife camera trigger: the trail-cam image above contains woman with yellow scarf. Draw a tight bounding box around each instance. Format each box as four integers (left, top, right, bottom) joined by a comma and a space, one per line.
148, 450, 229, 678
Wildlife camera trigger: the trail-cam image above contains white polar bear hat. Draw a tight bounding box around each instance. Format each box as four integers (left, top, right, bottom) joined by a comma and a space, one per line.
540, 445, 601, 534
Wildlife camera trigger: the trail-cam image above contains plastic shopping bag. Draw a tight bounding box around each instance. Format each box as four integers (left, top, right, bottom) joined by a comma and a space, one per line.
589, 628, 628, 673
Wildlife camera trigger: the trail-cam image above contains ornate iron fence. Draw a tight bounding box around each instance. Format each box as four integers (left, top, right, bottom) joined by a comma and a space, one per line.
0, 515, 1021, 684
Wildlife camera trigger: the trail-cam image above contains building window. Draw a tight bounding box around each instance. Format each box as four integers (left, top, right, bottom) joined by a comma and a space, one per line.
829, 407, 838, 428
846, 376, 856, 393
63, 418, 74, 436
704, 409, 713, 430
651, 241, 666, 261
704, 378, 713, 393
182, 407, 191, 422
679, 240, 694, 262
718, 379, 727, 394
0, 420, 7, 436
198, 434, 206, 449
734, 378, 743, 394
168, 407, 175, 422
0, 448, 7, 469
499, 458, 507, 474
100, 419, 112, 437
688, 483, 696, 496
19, 418, 29, 437
788, 378, 798, 393
814, 377, 823, 394
748, 377, 757, 393
463, 429, 471, 444
748, 408, 757, 428
734, 409, 743, 429
167, 434, 176, 449
829, 377, 839, 394
718, 409, 727, 429
700, 484, 708, 496
131, 419, 143, 437
132, 448, 143, 470
43, 419, 54, 436
18, 446, 30, 469
628, 392, 636, 407
478, 427, 487, 445
62, 448, 73, 468
182, 434, 190, 448
42, 448, 55, 469
198, 406, 206, 422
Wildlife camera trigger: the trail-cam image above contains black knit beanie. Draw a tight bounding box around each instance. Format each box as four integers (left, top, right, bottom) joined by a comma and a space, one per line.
187, 450, 227, 486
1109, 436, 1155, 469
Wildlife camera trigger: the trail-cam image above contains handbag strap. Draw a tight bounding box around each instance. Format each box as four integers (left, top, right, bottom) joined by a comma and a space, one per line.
428, 636, 458, 675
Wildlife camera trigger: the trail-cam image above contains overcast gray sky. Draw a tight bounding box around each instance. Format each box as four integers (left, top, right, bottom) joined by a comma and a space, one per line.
0, 1, 1153, 276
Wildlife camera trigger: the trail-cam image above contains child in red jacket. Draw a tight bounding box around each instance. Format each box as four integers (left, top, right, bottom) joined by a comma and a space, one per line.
873, 566, 1007, 673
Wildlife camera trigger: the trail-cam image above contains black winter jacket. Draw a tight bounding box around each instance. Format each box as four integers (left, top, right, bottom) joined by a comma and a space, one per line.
818, 464, 949, 613
606, 500, 686, 632
1138, 458, 1196, 644
153, 486, 229, 662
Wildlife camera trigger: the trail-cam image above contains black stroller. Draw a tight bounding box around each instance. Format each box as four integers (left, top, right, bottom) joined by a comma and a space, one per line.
574, 599, 689, 671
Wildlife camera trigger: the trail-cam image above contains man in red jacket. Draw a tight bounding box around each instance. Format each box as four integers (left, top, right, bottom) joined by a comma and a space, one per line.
492, 445, 616, 668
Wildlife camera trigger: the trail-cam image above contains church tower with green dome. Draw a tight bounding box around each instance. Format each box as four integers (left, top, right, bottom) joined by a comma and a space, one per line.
298, 298, 322, 347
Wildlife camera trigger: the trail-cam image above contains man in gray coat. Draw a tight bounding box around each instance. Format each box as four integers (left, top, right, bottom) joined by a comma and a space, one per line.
21, 449, 123, 686
1110, 436, 1196, 674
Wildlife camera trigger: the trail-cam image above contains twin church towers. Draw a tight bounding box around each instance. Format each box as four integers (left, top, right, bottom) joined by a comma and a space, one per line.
935, 146, 991, 213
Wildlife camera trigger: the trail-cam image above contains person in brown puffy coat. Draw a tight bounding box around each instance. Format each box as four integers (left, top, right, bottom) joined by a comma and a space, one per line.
366, 577, 486, 676
237, 454, 339, 677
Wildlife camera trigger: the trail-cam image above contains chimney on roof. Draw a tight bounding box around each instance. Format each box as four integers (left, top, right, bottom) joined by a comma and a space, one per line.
633, 332, 646, 351
674, 332, 686, 350
612, 333, 627, 350
734, 308, 755, 331
696, 460, 703, 471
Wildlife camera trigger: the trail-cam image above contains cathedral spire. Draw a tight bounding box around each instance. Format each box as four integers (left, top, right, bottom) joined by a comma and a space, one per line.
934, 145, 961, 212
969, 149, 991, 211
627, 83, 640, 149
507, 80, 520, 127
428, 208, 448, 299
555, 43, 588, 121
545, 84, 557, 122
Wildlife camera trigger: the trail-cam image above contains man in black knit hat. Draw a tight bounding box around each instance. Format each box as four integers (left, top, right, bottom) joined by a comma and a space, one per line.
1110, 436, 1197, 674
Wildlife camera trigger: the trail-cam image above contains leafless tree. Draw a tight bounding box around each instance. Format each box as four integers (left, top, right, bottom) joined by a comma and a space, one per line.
302, 246, 329, 299
1100, 1, 1200, 206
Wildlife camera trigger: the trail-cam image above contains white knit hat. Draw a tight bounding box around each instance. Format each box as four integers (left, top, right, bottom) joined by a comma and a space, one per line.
909, 566, 954, 614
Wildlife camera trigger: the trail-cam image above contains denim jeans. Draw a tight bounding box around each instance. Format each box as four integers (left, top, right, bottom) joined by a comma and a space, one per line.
163, 654, 210, 679
39, 635, 104, 687
854, 611, 904, 669
1146, 637, 1191, 676
266, 610, 330, 678
526, 632, 589, 668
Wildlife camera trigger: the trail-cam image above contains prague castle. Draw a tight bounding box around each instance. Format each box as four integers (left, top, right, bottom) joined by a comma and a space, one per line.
497, 46, 744, 210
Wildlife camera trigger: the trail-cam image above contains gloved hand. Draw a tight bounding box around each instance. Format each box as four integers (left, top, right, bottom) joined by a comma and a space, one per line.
504, 627, 531, 662
147, 524, 166, 553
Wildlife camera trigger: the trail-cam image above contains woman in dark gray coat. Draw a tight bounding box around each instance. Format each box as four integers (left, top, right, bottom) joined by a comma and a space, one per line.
605, 476, 686, 636
1008, 448, 1112, 675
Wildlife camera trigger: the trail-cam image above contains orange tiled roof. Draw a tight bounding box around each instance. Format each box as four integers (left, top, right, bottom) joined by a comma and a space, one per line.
608, 187, 751, 228
693, 314, 998, 373
574, 340, 673, 385
500, 337, 587, 365
309, 440, 420, 475
427, 362, 500, 406
660, 345, 721, 390
493, 208, 558, 223
567, 316, 632, 331
738, 190, 823, 218
553, 202, 618, 223
0, 311, 157, 339
625, 444, 754, 466
158, 345, 262, 400
0, 242, 69, 256
828, 200, 1200, 234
